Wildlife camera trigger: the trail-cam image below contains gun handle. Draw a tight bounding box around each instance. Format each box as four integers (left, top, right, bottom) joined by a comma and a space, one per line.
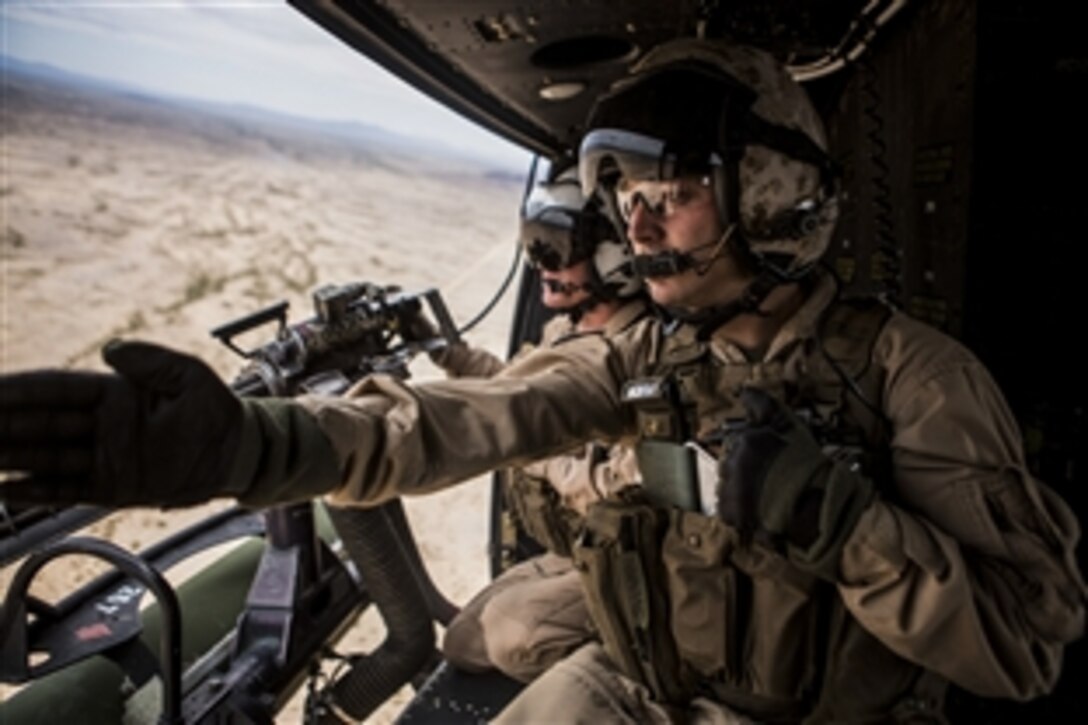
423, 288, 460, 345
210, 301, 289, 358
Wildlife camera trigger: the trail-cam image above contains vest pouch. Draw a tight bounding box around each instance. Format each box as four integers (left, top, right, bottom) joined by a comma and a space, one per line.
506, 469, 579, 557
574, 496, 691, 705
661, 509, 739, 680
665, 542, 823, 723
720, 546, 824, 719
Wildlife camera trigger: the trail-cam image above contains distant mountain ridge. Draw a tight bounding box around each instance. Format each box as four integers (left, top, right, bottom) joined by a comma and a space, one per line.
0, 54, 526, 179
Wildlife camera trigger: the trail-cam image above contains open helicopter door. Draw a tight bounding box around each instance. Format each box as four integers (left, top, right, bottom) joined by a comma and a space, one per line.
395, 155, 563, 724
488, 155, 562, 581
393, 155, 561, 718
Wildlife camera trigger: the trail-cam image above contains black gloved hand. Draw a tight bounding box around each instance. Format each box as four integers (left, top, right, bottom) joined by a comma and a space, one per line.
0, 340, 245, 507
717, 386, 876, 579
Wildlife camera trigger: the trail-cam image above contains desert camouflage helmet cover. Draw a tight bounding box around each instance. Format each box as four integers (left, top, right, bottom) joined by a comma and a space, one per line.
521, 166, 641, 298
580, 38, 839, 279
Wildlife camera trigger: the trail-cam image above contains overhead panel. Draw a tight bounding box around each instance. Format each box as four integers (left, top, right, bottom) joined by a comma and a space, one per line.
290, 0, 876, 156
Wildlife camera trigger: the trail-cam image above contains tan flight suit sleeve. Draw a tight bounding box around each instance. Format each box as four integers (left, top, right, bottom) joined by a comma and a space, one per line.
514, 309, 645, 514
837, 312, 1087, 699
295, 320, 653, 506
430, 341, 507, 379
432, 316, 571, 379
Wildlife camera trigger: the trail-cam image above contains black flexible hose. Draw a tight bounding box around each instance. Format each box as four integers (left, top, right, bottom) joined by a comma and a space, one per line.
319, 502, 436, 722
455, 155, 539, 337
455, 242, 523, 337
383, 499, 460, 626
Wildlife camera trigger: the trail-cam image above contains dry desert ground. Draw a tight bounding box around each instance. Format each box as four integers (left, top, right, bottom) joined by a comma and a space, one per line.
1, 70, 527, 721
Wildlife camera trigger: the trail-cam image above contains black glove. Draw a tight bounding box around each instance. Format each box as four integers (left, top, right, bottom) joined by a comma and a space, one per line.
717, 386, 875, 580
1, 340, 344, 511
0, 340, 248, 507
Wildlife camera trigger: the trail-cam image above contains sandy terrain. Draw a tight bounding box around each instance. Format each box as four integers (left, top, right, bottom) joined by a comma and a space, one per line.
1, 71, 527, 720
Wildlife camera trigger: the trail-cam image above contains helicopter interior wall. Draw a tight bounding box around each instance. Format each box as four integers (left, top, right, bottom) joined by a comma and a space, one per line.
962, 8, 1088, 714
815, 1, 1086, 718
967, 0, 1087, 528
816, 0, 1086, 535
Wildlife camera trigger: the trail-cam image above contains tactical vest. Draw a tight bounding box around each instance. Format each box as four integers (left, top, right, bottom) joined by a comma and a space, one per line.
504, 302, 648, 559
573, 298, 949, 724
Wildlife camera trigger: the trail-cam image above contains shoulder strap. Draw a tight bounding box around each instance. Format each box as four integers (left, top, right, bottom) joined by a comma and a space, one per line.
803, 295, 894, 457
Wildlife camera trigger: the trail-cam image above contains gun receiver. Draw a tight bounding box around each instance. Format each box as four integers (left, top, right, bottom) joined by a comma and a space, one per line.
211, 281, 459, 397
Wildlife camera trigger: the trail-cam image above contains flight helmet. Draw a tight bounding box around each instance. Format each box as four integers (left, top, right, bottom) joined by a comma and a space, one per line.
579, 38, 839, 283
521, 165, 641, 300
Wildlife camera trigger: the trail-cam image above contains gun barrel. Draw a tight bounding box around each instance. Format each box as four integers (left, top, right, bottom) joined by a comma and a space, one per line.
0, 505, 109, 567
231, 373, 273, 398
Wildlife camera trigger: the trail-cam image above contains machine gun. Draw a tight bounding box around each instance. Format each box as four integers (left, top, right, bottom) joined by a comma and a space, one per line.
0, 282, 459, 567
211, 281, 459, 397
0, 281, 464, 724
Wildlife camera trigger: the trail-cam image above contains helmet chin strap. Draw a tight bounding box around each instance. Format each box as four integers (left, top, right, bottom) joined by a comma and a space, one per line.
642, 223, 788, 341
541, 278, 609, 323
541, 278, 594, 295
631, 224, 736, 279
691, 224, 736, 276
663, 270, 783, 341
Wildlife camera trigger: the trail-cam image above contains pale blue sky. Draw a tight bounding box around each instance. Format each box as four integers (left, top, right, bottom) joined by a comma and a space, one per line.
0, 0, 533, 170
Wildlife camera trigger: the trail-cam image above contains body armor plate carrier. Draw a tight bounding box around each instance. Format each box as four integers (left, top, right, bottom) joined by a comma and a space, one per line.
573, 298, 949, 723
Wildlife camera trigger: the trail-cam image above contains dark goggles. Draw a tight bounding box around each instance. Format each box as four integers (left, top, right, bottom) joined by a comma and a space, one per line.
520, 205, 616, 271
521, 210, 578, 271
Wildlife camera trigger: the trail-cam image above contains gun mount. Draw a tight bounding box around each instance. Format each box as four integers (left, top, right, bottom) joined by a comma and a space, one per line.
1, 281, 464, 724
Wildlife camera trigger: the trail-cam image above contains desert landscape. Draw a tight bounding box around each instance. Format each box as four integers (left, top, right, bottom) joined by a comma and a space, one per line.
1, 67, 528, 720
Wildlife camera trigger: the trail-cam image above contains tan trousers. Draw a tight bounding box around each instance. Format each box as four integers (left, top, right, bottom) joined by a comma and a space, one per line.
493, 642, 752, 724
442, 552, 594, 683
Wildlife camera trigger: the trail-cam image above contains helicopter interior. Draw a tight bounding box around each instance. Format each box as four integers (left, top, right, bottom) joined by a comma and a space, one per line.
283, 0, 1088, 721
1, 1, 1085, 722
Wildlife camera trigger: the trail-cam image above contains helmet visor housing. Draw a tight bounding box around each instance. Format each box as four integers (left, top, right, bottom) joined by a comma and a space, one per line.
579, 65, 752, 196
520, 174, 615, 271
521, 208, 581, 271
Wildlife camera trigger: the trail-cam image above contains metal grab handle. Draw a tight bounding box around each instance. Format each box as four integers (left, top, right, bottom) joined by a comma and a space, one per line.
0, 537, 183, 725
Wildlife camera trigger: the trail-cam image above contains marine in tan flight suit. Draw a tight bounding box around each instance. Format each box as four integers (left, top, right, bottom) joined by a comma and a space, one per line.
3, 37, 1085, 725
425, 167, 646, 682
297, 40, 1088, 721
